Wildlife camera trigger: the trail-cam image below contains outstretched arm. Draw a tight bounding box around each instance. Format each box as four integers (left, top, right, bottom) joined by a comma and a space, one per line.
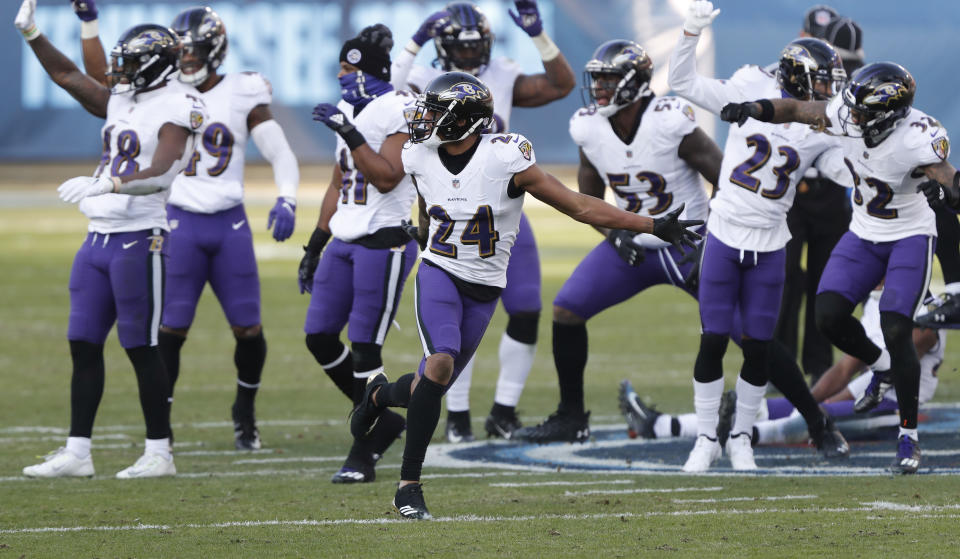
575, 148, 610, 237
23, 35, 110, 117
721, 98, 832, 130
510, 0, 575, 107
72, 0, 108, 86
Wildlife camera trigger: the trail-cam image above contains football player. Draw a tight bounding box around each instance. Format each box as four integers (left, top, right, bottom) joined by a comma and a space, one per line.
300, 24, 416, 484
720, 63, 958, 473
16, 0, 206, 478
390, 1, 576, 442
73, 3, 301, 451
669, 1, 852, 472
348, 72, 702, 519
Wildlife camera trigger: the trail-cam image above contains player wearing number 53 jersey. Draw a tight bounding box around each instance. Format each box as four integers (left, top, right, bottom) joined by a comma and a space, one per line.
721, 59, 959, 474
670, 1, 851, 473
348, 71, 703, 519
16, 0, 206, 479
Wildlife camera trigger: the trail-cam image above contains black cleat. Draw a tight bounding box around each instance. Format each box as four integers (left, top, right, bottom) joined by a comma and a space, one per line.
809, 414, 850, 459
716, 390, 736, 447
231, 402, 262, 451
915, 292, 960, 329
512, 409, 590, 444
484, 408, 523, 440
854, 370, 894, 413
890, 435, 921, 474
618, 379, 660, 439
444, 411, 475, 443
393, 483, 432, 520
350, 372, 388, 439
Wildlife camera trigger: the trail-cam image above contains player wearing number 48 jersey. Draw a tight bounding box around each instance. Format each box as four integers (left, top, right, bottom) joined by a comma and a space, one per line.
721, 57, 959, 474
75, 4, 301, 450
348, 71, 702, 519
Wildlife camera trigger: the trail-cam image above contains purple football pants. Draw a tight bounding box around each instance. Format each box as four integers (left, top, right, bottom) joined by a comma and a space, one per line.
500, 212, 542, 315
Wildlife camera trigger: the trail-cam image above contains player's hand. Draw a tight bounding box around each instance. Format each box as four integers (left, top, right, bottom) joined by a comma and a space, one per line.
677, 239, 704, 292
401, 219, 427, 251
651, 203, 704, 253
71, 0, 98, 22
509, 0, 543, 37
683, 0, 720, 36
917, 179, 959, 209
312, 103, 350, 132
57, 175, 116, 204
720, 102, 759, 127
606, 229, 645, 267
15, 0, 38, 39
412, 11, 450, 47
298, 228, 331, 294
267, 196, 296, 242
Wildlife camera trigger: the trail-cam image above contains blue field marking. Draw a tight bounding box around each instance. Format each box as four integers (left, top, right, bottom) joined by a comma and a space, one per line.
427, 404, 960, 476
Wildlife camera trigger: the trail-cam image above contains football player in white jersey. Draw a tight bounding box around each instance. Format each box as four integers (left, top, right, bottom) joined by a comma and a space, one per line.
669, 1, 852, 472
299, 24, 417, 484
390, 1, 576, 442
721, 61, 959, 474
16, 0, 206, 479
74, 4, 301, 451
347, 72, 703, 519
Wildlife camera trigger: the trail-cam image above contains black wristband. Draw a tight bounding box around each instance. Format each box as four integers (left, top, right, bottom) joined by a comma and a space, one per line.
755, 99, 775, 122
306, 228, 331, 253
339, 123, 367, 151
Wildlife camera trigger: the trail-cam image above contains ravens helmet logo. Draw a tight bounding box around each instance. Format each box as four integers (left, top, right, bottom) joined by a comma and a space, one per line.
864, 83, 909, 107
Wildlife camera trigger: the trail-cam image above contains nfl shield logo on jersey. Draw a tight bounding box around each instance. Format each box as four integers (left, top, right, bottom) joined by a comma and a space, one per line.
452, 179, 460, 189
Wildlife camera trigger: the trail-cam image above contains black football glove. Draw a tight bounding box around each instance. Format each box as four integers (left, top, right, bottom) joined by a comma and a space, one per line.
720, 102, 759, 127
651, 203, 703, 254
298, 228, 331, 294
606, 229, 645, 267
917, 179, 959, 209
401, 219, 427, 251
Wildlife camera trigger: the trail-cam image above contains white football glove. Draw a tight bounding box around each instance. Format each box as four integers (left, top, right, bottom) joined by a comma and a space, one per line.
14, 0, 39, 41
57, 175, 118, 204
683, 0, 720, 36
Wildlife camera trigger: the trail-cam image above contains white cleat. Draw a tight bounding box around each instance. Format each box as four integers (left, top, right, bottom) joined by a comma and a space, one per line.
682, 435, 721, 473
23, 447, 95, 478
725, 432, 758, 471
115, 452, 176, 479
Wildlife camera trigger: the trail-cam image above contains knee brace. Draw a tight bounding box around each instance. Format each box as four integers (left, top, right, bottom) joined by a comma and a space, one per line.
505, 312, 540, 344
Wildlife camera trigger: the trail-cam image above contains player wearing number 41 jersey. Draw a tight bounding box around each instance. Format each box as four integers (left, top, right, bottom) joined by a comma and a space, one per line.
76, 4, 301, 450
348, 71, 702, 519
670, 1, 852, 473
721, 58, 959, 474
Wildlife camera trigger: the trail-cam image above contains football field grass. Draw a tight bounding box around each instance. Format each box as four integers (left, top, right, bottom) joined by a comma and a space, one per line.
3, 166, 960, 558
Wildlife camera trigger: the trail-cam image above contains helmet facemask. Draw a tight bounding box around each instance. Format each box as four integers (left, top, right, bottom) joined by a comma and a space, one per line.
581, 41, 653, 117
434, 3, 493, 75
408, 97, 491, 147
839, 63, 916, 148
171, 7, 228, 87
777, 39, 846, 101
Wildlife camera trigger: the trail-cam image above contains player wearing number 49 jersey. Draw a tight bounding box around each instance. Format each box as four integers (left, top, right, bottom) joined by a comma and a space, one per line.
721, 58, 959, 474
348, 71, 702, 519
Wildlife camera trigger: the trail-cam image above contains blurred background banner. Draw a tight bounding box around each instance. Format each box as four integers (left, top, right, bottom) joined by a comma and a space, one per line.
1, 0, 958, 165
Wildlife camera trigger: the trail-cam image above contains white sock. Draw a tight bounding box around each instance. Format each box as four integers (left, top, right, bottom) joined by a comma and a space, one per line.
945, 282, 960, 296
145, 438, 171, 459
732, 376, 767, 437
66, 436, 91, 459
445, 356, 474, 413
677, 413, 699, 438
693, 378, 725, 438
870, 348, 891, 372
898, 427, 918, 441
653, 414, 674, 438
493, 332, 536, 407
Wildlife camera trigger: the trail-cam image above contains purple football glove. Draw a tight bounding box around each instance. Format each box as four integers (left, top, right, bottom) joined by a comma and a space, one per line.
312, 103, 349, 133
267, 197, 296, 242
509, 0, 543, 37
70, 0, 98, 22
412, 10, 451, 47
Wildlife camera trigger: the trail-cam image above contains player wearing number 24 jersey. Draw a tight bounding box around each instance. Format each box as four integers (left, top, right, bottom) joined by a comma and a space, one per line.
348, 71, 702, 519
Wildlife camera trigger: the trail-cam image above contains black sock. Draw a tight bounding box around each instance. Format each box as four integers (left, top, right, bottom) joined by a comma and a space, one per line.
369, 409, 406, 456
767, 340, 824, 430
69, 341, 105, 438
490, 402, 515, 418
126, 345, 171, 440
306, 333, 354, 402
882, 312, 921, 430
157, 330, 186, 397
553, 321, 587, 415
670, 417, 681, 437
739, 339, 769, 387
234, 330, 266, 410
400, 376, 445, 481
935, 204, 960, 284
694, 333, 728, 383
378, 373, 416, 408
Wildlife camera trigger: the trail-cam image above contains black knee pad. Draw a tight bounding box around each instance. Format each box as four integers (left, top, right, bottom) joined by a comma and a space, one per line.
506, 312, 540, 345
740, 339, 769, 387
351, 342, 383, 373
814, 291, 855, 336
305, 333, 344, 365
880, 311, 914, 347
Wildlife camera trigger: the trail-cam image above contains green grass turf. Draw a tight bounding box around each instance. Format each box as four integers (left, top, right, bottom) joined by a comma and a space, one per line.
2, 196, 960, 558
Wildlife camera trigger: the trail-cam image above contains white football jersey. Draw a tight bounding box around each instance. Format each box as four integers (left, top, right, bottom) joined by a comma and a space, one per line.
407, 57, 522, 133
82, 81, 206, 233
167, 72, 272, 214
327, 91, 419, 241
569, 95, 706, 248
825, 96, 947, 242
403, 132, 535, 287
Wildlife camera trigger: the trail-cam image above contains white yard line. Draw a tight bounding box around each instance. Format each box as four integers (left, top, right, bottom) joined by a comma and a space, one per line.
489, 479, 637, 487
564, 486, 723, 496
673, 495, 817, 504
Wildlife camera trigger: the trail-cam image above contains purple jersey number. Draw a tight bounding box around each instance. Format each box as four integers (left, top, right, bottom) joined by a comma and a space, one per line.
843, 158, 898, 219
729, 133, 800, 200
607, 172, 671, 214
337, 148, 368, 205
428, 205, 500, 259
184, 122, 234, 177
107, 129, 140, 177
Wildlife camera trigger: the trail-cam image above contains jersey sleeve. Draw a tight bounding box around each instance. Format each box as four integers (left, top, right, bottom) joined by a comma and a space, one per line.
900, 116, 951, 168
165, 90, 208, 133
235, 72, 273, 112
491, 133, 536, 174
657, 96, 698, 140
407, 65, 437, 94
401, 143, 418, 177
668, 33, 755, 113
383, 91, 417, 136
568, 108, 594, 148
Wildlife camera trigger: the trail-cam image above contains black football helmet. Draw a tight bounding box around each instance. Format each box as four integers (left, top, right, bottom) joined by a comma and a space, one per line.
839, 62, 916, 147
407, 71, 493, 146
107, 24, 181, 94
582, 40, 653, 117
777, 38, 845, 101
434, 2, 493, 75
171, 6, 227, 86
